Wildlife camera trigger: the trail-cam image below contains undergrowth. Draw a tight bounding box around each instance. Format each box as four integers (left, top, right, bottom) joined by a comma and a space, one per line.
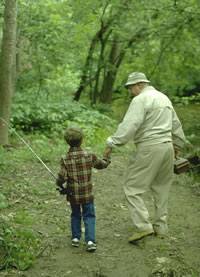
11, 93, 116, 138
0, 211, 41, 271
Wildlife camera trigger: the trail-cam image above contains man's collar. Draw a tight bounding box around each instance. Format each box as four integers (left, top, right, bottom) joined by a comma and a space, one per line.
140, 86, 155, 94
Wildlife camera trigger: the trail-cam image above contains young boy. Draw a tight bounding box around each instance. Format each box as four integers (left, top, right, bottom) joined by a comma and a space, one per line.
56, 126, 110, 252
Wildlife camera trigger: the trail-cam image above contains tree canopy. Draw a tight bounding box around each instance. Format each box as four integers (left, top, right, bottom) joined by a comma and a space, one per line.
1, 0, 199, 104
0, 0, 200, 145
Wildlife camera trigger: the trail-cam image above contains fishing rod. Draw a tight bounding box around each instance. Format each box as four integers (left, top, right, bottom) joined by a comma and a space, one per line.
0, 117, 57, 180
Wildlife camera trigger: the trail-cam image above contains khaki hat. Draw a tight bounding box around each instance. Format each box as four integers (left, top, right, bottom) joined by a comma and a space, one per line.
125, 72, 150, 88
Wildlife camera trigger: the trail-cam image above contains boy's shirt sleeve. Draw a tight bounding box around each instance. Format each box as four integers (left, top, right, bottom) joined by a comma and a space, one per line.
91, 153, 111, 169
56, 157, 67, 187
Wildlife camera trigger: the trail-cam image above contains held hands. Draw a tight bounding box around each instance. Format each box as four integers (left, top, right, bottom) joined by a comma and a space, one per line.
103, 146, 112, 159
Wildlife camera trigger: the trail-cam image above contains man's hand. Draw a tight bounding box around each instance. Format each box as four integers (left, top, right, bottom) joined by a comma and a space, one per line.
103, 146, 112, 159
174, 149, 179, 159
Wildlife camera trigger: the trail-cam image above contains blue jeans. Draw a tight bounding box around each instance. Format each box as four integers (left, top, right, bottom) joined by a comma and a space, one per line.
70, 201, 96, 242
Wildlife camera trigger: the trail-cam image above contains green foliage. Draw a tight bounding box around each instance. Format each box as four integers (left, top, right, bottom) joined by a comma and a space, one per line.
11, 0, 200, 104
92, 103, 113, 115
0, 93, 117, 165
117, 0, 200, 98
172, 96, 200, 148
172, 93, 200, 105
11, 93, 116, 143
0, 213, 41, 271
0, 193, 8, 209
0, 146, 6, 170
17, 0, 79, 97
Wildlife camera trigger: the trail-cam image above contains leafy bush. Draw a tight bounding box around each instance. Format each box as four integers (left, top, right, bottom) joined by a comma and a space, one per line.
172, 93, 200, 105
0, 193, 8, 209
172, 96, 200, 147
11, 93, 117, 140
0, 212, 40, 271
0, 147, 6, 171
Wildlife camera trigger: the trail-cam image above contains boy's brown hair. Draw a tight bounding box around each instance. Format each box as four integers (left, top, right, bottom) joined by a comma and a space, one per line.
64, 127, 84, 147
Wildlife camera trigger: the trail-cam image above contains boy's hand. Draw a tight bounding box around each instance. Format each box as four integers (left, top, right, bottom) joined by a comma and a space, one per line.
56, 186, 67, 195
103, 146, 112, 158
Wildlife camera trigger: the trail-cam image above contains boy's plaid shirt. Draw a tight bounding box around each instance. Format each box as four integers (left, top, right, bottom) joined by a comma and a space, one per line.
56, 146, 110, 204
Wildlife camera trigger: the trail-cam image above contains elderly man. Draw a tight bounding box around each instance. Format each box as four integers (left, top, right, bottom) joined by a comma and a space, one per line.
104, 72, 185, 242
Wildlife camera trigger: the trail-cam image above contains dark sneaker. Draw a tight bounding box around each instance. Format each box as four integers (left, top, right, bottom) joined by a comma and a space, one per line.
72, 238, 79, 247
87, 241, 96, 252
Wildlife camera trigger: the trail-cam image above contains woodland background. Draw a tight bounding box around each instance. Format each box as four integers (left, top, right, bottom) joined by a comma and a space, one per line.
0, 0, 200, 273
0, 0, 200, 145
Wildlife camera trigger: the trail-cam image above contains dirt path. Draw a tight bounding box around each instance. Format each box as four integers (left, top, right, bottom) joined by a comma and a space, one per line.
1, 150, 200, 277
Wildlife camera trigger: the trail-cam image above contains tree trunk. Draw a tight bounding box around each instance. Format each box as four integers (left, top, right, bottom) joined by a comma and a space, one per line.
100, 35, 121, 103
73, 23, 111, 102
73, 0, 115, 102
100, 32, 143, 104
73, 35, 97, 102
92, 29, 112, 104
0, 0, 17, 145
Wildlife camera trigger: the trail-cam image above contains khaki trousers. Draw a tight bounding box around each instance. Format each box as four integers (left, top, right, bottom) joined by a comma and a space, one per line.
124, 142, 174, 234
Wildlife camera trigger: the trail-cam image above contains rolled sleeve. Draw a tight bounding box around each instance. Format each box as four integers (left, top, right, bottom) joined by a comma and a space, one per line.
107, 98, 145, 147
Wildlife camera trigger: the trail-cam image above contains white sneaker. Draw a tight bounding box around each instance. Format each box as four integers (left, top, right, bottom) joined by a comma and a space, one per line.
72, 238, 79, 247
87, 241, 96, 251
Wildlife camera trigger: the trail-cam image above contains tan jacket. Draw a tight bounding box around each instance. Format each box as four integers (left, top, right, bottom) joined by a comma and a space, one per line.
107, 86, 185, 150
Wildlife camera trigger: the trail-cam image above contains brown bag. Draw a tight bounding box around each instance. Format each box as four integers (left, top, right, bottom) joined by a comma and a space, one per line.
174, 157, 190, 174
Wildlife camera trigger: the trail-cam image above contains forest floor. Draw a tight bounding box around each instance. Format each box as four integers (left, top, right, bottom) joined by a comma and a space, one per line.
0, 144, 200, 277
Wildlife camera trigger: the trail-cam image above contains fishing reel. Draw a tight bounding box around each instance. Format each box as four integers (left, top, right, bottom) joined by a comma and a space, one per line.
56, 186, 73, 198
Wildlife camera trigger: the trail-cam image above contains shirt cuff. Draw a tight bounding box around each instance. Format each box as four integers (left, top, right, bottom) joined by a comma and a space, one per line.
106, 137, 116, 148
